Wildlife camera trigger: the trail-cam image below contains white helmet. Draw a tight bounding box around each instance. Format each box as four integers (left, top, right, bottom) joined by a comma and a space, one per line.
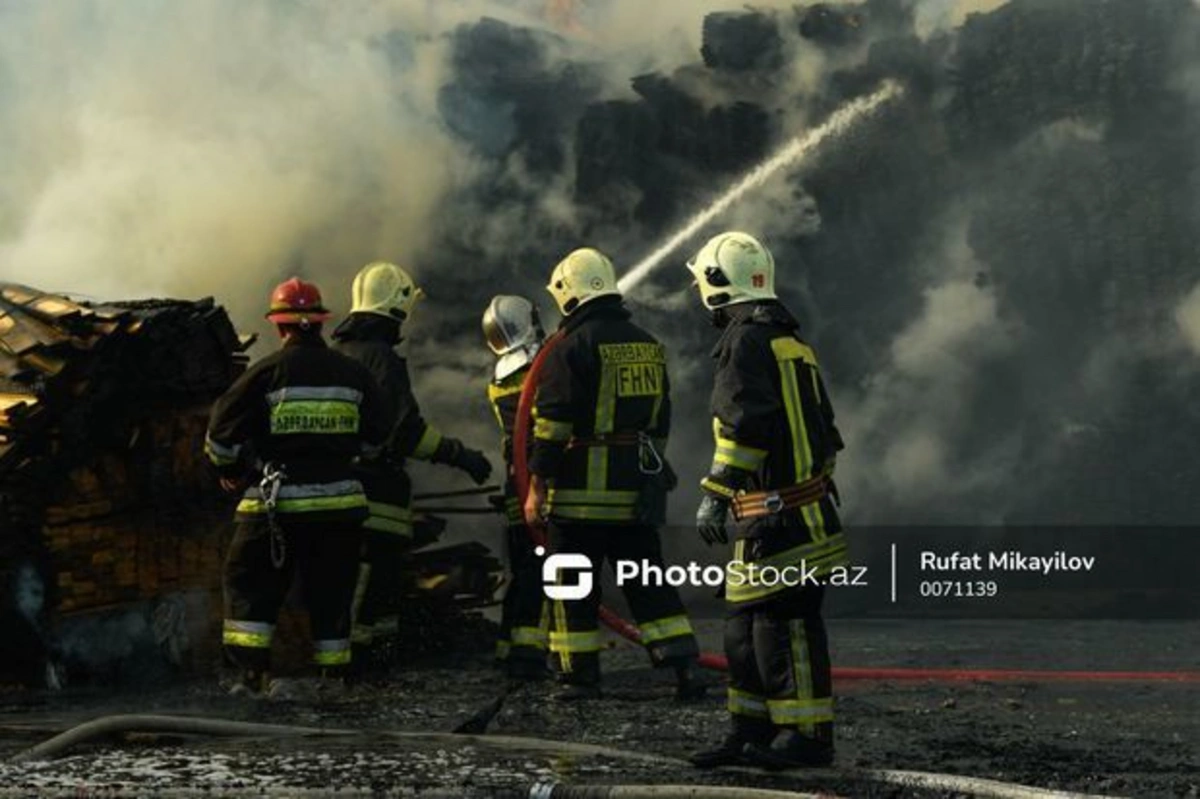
546, 247, 621, 316
482, 295, 545, 382
686, 231, 777, 310
350, 261, 425, 321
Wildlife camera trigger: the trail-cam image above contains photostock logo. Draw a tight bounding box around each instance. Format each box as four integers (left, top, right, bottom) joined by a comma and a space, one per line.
537, 546, 594, 601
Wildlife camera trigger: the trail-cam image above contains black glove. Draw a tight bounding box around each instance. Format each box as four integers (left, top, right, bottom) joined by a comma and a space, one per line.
696, 494, 731, 546
696, 462, 753, 546
461, 449, 493, 485
431, 436, 493, 485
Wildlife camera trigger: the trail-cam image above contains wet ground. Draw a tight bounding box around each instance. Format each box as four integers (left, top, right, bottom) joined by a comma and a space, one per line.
0, 620, 1196, 797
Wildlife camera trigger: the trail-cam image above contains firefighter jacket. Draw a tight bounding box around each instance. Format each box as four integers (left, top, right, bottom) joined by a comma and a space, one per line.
488, 365, 530, 527
332, 314, 447, 538
706, 301, 847, 605
529, 296, 670, 524
205, 333, 389, 522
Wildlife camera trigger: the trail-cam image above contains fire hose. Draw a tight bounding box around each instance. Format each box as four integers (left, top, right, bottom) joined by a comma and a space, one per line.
7, 714, 1129, 798
510, 333, 1200, 685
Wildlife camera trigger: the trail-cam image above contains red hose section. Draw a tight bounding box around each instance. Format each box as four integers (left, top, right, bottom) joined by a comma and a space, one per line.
511, 332, 1200, 685
511, 331, 561, 553
697, 654, 1200, 683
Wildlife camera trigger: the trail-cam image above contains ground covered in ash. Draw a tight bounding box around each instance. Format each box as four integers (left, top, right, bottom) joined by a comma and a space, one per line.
0, 620, 1196, 798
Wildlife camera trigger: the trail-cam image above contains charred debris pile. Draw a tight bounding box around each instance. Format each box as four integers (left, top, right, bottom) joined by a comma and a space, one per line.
0, 285, 253, 684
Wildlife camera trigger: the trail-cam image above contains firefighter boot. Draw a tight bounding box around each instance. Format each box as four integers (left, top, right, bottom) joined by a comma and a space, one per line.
506, 655, 550, 683
223, 668, 269, 698
315, 668, 350, 700
690, 716, 774, 768
674, 661, 711, 701
552, 654, 600, 700
553, 677, 602, 701
265, 678, 316, 702
743, 728, 834, 770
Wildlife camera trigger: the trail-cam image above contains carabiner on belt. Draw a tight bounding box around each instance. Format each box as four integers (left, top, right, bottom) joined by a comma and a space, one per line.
259, 462, 288, 569
636, 432, 664, 476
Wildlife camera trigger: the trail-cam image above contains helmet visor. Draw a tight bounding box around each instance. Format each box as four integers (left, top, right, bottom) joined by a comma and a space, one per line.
483, 311, 512, 354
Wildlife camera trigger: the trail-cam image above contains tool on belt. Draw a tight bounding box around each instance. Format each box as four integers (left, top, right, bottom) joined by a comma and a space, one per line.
259, 462, 288, 569
566, 432, 664, 476
731, 474, 830, 521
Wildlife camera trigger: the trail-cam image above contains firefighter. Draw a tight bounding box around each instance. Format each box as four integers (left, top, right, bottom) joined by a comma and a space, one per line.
685, 232, 848, 769
524, 247, 704, 701
482, 295, 550, 680
205, 277, 389, 696
331, 262, 493, 662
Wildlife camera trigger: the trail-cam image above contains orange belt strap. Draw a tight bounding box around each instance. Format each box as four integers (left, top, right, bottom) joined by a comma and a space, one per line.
731, 476, 830, 521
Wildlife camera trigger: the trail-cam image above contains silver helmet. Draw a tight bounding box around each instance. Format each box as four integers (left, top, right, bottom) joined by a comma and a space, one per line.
482, 295, 545, 381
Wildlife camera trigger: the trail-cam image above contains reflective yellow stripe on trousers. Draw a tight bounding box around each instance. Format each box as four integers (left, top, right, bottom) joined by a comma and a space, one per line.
637, 614, 694, 644
728, 687, 770, 719
548, 628, 605, 653
364, 501, 414, 536
510, 626, 549, 649
313, 638, 352, 666
223, 620, 274, 649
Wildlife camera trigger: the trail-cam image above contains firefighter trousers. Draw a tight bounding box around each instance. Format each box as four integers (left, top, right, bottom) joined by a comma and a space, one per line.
349, 528, 412, 650
548, 521, 699, 685
223, 516, 362, 675
497, 524, 549, 664
725, 586, 834, 742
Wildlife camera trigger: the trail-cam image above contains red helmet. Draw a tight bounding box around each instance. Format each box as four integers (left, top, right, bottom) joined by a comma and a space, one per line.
266, 277, 331, 325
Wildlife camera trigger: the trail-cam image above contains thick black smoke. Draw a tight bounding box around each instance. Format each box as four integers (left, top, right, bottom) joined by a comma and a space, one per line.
6, 0, 1200, 532
408, 0, 1200, 531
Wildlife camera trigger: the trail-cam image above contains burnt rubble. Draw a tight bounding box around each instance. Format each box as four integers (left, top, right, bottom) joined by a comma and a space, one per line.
0, 286, 254, 685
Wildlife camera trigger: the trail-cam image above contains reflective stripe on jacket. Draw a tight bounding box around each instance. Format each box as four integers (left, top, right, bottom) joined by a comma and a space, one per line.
529, 297, 670, 524
205, 334, 388, 522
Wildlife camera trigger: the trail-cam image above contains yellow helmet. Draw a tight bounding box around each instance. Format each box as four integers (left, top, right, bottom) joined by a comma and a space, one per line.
350, 261, 425, 321
686, 231, 777, 309
546, 247, 620, 316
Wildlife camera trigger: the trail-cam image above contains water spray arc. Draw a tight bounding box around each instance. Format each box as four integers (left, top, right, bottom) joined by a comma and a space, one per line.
617, 80, 904, 294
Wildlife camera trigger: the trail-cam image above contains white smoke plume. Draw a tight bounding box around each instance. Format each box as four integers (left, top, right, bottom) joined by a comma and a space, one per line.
0, 1, 479, 324
913, 0, 1009, 36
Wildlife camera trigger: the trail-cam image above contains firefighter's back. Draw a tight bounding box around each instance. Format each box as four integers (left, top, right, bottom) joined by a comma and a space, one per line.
249, 344, 380, 491
542, 297, 671, 525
